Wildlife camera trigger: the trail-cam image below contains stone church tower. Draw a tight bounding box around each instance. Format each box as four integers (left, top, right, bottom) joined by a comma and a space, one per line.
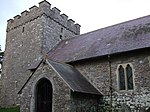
1, 0, 80, 107
1, 0, 150, 111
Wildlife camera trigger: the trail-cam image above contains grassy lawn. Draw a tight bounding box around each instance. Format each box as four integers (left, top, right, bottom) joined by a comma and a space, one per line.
0, 107, 20, 112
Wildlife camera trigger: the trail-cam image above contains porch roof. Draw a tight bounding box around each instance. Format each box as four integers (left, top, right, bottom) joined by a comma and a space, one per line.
47, 59, 102, 95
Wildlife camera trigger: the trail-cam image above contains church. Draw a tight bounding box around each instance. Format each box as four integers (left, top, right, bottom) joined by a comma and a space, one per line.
0, 0, 150, 112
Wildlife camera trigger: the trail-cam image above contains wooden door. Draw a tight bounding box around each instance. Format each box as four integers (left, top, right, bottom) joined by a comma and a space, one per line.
36, 78, 52, 112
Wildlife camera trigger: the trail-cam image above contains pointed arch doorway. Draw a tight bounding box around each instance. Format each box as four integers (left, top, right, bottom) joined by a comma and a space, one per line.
35, 78, 53, 112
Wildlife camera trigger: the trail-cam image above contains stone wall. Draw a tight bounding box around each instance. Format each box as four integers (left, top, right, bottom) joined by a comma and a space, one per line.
1, 17, 43, 107
70, 92, 102, 112
1, 0, 80, 107
19, 62, 71, 112
72, 50, 150, 111
19, 62, 104, 112
42, 14, 78, 53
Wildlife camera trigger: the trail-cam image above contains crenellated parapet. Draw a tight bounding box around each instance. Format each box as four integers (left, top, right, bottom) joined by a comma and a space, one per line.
7, 0, 80, 34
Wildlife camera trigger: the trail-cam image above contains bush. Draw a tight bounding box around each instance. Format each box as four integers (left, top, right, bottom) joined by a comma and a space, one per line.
0, 106, 20, 112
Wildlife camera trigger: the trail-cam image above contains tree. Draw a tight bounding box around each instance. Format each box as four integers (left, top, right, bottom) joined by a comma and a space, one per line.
0, 45, 4, 77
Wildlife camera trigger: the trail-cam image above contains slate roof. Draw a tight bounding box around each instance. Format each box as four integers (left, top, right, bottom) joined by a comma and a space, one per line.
47, 59, 101, 95
27, 60, 42, 70
48, 15, 150, 62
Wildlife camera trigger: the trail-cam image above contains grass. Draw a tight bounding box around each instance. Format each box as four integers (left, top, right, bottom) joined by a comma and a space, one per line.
0, 106, 20, 112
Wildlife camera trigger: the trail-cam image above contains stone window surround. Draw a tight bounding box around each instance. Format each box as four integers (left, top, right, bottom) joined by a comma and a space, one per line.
116, 63, 135, 91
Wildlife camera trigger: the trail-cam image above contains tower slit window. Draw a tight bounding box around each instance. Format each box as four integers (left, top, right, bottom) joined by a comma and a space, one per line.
59, 28, 64, 40
61, 28, 63, 33
22, 27, 25, 33
59, 35, 62, 40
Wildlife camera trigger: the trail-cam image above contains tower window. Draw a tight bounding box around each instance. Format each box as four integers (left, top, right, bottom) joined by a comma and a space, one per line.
60, 35, 62, 40
117, 64, 134, 91
22, 27, 25, 33
61, 28, 63, 33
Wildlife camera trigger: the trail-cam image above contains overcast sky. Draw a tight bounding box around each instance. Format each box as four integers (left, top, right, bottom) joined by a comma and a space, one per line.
1, 0, 150, 51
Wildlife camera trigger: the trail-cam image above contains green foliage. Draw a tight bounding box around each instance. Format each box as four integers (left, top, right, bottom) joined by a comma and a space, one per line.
0, 107, 20, 112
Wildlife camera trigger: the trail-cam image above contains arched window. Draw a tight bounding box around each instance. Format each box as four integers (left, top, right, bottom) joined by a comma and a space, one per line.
117, 64, 134, 91
126, 64, 134, 90
118, 65, 125, 90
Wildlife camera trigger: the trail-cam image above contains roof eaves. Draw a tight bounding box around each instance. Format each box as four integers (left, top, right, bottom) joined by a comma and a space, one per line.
66, 47, 150, 63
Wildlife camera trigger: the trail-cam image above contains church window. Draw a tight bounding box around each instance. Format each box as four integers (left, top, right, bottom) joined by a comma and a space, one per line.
117, 64, 134, 91
126, 64, 134, 90
118, 65, 125, 90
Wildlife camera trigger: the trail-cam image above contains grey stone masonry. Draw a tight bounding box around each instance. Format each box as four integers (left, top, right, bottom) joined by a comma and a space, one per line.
1, 0, 80, 107
19, 62, 71, 112
72, 50, 150, 111
7, 0, 80, 35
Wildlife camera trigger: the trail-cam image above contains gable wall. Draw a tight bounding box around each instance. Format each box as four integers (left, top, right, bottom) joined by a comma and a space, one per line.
72, 50, 150, 111
20, 63, 71, 112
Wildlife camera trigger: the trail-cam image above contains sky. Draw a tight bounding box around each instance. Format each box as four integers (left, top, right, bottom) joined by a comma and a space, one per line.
1, 0, 150, 51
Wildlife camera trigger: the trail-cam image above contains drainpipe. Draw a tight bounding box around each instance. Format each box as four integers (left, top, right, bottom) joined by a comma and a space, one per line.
108, 55, 112, 110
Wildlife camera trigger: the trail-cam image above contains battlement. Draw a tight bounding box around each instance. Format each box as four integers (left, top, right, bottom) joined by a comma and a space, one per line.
7, 0, 80, 34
